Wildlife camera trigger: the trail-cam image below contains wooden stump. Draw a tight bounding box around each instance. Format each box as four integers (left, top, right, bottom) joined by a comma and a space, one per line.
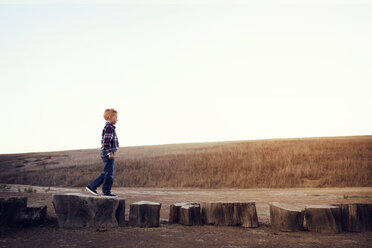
169, 203, 202, 226
116, 199, 126, 227
270, 202, 305, 232
129, 201, 161, 228
334, 203, 372, 232
201, 201, 258, 227
304, 205, 342, 233
0, 197, 47, 229
169, 203, 182, 224
0, 197, 27, 228
53, 193, 125, 228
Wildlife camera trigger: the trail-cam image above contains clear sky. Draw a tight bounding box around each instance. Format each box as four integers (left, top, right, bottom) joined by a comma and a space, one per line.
0, 0, 371, 154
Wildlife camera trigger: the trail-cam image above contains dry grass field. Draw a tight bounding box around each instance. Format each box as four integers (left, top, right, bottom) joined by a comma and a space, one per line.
0, 136, 371, 188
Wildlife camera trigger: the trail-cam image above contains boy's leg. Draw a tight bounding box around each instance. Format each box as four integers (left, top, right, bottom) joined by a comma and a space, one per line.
88, 150, 108, 191
88, 172, 105, 190
102, 154, 114, 195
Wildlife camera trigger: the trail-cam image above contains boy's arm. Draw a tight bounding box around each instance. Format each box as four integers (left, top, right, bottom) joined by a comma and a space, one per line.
103, 127, 114, 155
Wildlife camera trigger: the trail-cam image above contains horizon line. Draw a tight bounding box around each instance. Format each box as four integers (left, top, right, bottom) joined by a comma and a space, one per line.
1, 134, 370, 155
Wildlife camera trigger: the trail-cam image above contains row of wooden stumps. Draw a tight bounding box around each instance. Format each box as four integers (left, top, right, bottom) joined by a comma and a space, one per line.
52, 194, 372, 232
125, 201, 372, 232
270, 202, 372, 233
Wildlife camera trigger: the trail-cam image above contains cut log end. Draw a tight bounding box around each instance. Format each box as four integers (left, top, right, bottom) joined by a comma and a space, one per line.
131, 200, 161, 206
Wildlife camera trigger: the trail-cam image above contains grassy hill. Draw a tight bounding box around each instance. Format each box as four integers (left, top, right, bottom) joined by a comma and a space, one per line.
0, 136, 371, 188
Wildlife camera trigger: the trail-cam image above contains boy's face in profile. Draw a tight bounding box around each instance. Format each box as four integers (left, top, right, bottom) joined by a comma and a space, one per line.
108, 114, 118, 125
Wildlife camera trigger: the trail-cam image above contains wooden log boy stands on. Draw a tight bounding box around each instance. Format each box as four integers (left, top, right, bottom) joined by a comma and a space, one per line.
52, 193, 125, 228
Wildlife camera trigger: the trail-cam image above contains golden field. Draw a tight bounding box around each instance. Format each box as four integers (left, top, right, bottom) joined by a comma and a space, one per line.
0, 136, 371, 188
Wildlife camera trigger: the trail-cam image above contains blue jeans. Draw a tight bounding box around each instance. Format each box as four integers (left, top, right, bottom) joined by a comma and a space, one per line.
89, 150, 114, 194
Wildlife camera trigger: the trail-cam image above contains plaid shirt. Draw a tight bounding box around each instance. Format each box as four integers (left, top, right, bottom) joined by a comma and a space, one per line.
101, 122, 119, 154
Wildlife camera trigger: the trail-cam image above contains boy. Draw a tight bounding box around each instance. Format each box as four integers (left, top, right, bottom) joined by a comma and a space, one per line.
86, 108, 119, 198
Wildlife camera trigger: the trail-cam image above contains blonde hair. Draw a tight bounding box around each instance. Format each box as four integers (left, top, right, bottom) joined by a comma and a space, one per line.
103, 108, 118, 120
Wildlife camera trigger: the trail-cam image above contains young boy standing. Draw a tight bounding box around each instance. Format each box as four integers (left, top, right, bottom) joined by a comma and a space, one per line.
86, 108, 119, 198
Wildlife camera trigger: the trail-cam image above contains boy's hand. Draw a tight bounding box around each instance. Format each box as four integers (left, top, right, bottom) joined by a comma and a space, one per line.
108, 153, 114, 160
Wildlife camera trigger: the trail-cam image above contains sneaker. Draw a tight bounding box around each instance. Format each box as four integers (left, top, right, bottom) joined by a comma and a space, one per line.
102, 193, 117, 198
86, 186, 99, 196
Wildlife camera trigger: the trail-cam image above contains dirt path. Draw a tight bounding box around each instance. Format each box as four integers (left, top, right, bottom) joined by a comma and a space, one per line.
1, 185, 372, 248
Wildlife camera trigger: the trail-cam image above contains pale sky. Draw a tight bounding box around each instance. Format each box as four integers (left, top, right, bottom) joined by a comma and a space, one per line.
0, 0, 371, 154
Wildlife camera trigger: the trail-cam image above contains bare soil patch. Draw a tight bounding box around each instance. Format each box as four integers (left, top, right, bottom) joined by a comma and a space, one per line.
1, 185, 372, 247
